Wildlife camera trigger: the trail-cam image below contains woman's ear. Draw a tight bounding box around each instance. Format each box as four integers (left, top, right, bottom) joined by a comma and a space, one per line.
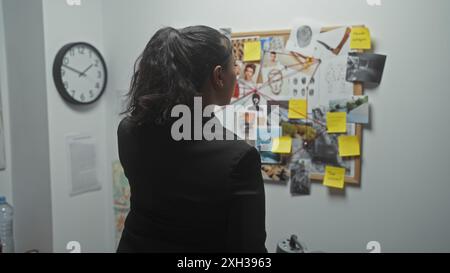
212, 65, 225, 89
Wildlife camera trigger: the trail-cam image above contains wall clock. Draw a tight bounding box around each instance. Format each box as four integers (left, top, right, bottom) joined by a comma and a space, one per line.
53, 42, 107, 105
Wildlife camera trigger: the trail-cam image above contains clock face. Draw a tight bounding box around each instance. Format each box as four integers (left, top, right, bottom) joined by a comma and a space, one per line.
53, 42, 107, 105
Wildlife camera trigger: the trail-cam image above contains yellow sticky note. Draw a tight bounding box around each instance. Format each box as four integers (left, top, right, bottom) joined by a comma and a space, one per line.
271, 136, 292, 154
338, 136, 360, 157
327, 112, 347, 133
350, 27, 371, 50
288, 99, 307, 119
323, 166, 346, 189
244, 41, 261, 62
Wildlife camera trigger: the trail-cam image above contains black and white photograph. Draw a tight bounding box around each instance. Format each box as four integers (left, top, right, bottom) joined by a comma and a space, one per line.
290, 159, 311, 196
346, 52, 387, 84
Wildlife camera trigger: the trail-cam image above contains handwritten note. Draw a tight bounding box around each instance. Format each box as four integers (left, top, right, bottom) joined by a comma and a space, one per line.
350, 27, 371, 50
244, 41, 262, 62
271, 136, 292, 154
338, 136, 360, 157
323, 166, 346, 189
288, 99, 307, 119
327, 112, 347, 133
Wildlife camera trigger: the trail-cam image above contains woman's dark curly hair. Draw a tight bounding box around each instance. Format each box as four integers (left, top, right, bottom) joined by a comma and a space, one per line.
123, 25, 232, 125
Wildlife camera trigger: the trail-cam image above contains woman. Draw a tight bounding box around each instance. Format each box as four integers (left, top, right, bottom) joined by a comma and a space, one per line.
117, 26, 267, 253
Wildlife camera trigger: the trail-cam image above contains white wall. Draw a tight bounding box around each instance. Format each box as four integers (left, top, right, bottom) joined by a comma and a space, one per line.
2, 0, 53, 252
0, 0, 13, 203
41, 0, 114, 252
103, 0, 450, 252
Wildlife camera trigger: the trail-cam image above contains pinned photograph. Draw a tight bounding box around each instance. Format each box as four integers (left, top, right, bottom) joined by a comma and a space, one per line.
256, 127, 281, 152
236, 111, 258, 141
263, 50, 282, 68
261, 37, 286, 68
260, 151, 281, 165
346, 52, 387, 84
238, 63, 261, 97
311, 137, 340, 165
329, 95, 369, 124
246, 95, 268, 126
240, 62, 260, 84
260, 36, 285, 54
290, 159, 311, 195
247, 93, 263, 112
267, 100, 289, 124
261, 164, 290, 183
305, 124, 356, 177
281, 120, 318, 144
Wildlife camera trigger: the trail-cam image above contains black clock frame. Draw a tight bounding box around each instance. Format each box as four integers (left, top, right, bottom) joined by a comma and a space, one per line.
53, 42, 108, 105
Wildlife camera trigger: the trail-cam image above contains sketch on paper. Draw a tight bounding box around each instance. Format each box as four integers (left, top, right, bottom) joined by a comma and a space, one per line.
318, 55, 354, 106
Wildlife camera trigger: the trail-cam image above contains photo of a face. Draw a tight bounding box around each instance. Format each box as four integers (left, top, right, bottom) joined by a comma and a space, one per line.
270, 52, 277, 62
262, 36, 285, 68
237, 63, 260, 97
270, 52, 277, 64
262, 51, 281, 68
253, 93, 260, 104
244, 63, 256, 82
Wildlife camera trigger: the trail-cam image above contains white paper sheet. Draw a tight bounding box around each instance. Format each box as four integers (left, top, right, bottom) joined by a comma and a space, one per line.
286, 18, 322, 58
66, 134, 101, 196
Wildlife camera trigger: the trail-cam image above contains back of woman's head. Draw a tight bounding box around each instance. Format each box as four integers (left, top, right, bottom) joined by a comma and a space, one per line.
124, 25, 233, 125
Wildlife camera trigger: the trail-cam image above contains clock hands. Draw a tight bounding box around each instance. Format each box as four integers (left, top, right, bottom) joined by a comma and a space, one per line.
62, 64, 85, 76
62, 64, 96, 84
79, 64, 93, 77
63, 64, 94, 78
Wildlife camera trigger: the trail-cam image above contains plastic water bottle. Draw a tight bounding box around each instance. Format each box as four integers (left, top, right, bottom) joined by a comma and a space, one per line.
0, 196, 14, 253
